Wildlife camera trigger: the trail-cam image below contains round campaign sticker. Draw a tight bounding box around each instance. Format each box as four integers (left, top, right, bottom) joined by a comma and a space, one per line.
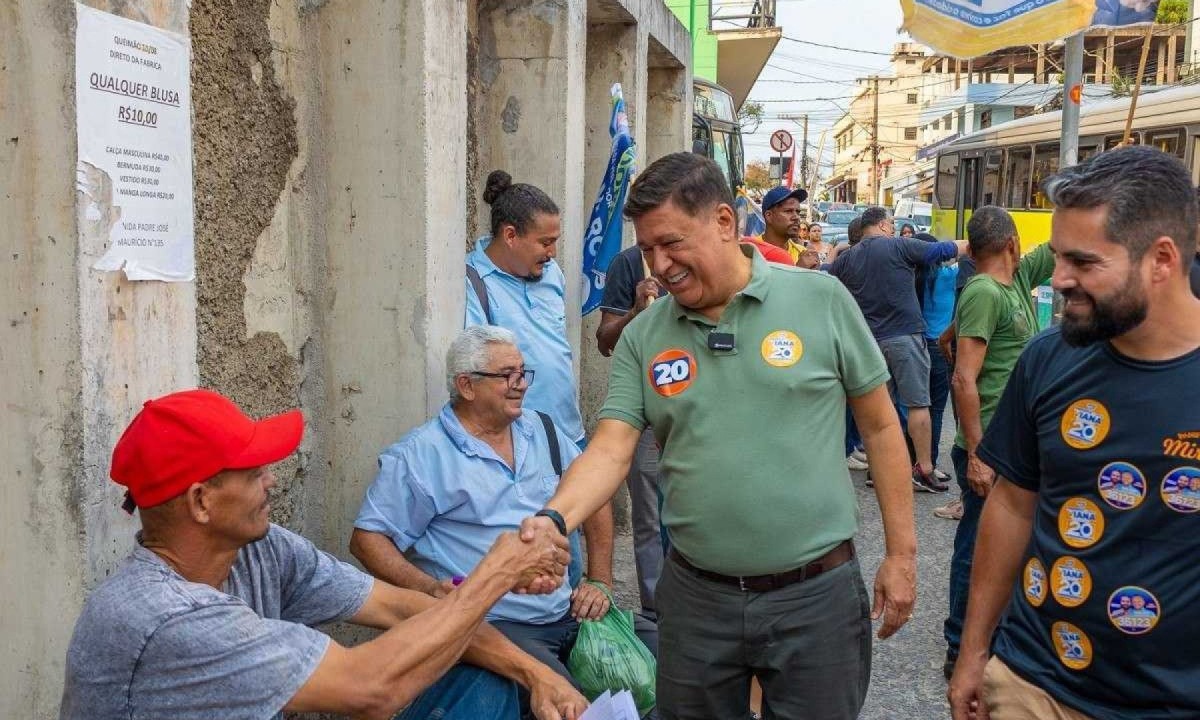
1051, 621, 1093, 670
1057, 497, 1106, 549
1050, 557, 1092, 608
1060, 399, 1111, 450
1108, 586, 1161, 635
760, 330, 803, 368
1097, 462, 1146, 510
1023, 557, 1048, 607
1160, 467, 1200, 514
648, 349, 696, 398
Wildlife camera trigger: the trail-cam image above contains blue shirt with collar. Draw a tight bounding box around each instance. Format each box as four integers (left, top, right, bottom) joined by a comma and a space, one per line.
354, 404, 580, 624
466, 236, 584, 444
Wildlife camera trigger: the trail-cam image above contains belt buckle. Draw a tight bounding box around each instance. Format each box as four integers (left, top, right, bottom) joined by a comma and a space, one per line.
738, 576, 747, 592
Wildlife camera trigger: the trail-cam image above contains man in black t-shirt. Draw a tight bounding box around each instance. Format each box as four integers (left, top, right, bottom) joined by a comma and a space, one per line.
949, 147, 1200, 720
595, 245, 667, 617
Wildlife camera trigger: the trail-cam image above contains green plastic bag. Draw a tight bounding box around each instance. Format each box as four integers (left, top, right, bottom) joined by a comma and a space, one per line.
567, 583, 657, 717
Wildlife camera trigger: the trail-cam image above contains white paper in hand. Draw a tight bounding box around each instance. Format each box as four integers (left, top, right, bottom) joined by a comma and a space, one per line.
579, 689, 640, 720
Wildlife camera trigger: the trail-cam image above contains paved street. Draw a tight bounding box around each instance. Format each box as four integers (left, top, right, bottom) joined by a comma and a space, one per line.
610, 412, 961, 720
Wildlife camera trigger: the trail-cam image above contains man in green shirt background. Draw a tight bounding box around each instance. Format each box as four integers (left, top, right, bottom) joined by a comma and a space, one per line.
943, 206, 1054, 680
520, 153, 918, 720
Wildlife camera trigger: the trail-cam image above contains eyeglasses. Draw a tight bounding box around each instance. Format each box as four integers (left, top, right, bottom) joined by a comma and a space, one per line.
470, 369, 535, 388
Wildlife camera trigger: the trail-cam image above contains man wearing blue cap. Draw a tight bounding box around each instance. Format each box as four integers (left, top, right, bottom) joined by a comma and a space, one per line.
757, 186, 809, 265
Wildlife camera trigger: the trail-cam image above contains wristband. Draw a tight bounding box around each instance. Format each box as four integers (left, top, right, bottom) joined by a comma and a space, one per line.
535, 508, 568, 537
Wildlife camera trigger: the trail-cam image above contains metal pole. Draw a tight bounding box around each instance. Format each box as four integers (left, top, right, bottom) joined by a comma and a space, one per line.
800, 114, 809, 190
871, 75, 879, 204
809, 128, 828, 219
1060, 32, 1085, 168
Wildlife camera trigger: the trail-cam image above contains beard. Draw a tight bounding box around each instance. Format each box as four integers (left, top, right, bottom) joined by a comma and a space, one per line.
1059, 273, 1148, 347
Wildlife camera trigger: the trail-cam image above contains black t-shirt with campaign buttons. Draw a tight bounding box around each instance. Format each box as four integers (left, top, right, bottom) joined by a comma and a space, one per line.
978, 327, 1200, 720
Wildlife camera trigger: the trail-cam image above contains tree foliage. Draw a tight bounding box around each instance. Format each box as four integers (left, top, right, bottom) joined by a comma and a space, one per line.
1156, 0, 1189, 24
744, 161, 772, 192
739, 101, 765, 134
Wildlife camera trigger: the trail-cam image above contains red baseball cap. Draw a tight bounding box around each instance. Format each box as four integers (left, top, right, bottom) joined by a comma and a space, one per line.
111, 389, 303, 510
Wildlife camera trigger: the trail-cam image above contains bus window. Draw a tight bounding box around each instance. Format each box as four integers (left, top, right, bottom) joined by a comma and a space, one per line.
694, 84, 735, 123
693, 117, 711, 156
1147, 129, 1185, 158
982, 151, 1002, 206
1004, 147, 1032, 209
711, 131, 732, 187
1030, 143, 1059, 209
961, 157, 981, 211
727, 130, 745, 188
936, 153, 959, 210
1192, 136, 1200, 186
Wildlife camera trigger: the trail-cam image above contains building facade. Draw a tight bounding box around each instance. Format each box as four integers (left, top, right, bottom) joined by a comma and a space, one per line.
1, 1, 692, 716
827, 43, 931, 206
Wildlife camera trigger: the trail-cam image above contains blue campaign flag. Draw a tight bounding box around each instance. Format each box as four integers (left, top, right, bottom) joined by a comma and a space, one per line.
736, 188, 766, 238
582, 84, 636, 316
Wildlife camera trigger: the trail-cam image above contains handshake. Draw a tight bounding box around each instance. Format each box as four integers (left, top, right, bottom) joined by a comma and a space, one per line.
474, 514, 572, 595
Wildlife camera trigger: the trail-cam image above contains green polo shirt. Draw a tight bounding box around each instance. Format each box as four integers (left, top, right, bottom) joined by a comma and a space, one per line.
953, 243, 1055, 451
599, 247, 889, 575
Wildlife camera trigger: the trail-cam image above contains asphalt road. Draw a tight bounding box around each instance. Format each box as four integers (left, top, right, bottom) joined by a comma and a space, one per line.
609, 411, 961, 720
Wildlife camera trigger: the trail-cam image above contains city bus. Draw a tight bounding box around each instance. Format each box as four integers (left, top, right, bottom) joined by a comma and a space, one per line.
931, 84, 1200, 250
692, 78, 745, 192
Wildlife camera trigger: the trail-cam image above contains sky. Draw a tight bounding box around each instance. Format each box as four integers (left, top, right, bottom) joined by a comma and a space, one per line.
726, 0, 911, 178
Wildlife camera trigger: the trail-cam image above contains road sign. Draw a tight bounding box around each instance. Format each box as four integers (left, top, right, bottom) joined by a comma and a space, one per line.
769, 129, 793, 154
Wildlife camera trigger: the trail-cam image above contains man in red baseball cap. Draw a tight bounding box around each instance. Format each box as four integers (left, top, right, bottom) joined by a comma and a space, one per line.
60, 388, 587, 720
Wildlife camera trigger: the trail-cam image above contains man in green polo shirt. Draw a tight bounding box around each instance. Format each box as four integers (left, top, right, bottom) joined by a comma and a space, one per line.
943, 206, 1054, 679
521, 153, 918, 720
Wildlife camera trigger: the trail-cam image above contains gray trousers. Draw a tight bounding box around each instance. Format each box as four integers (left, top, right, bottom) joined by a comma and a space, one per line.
656, 554, 872, 720
628, 427, 664, 613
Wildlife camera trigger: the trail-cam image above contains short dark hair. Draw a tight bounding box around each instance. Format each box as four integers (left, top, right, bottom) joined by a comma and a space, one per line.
966, 206, 1017, 258
1042, 146, 1198, 264
624, 153, 734, 220
859, 206, 890, 230
482, 170, 559, 238
847, 216, 864, 245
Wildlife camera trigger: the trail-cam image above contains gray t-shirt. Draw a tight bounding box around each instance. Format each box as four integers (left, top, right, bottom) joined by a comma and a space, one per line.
60, 524, 374, 720
829, 234, 958, 341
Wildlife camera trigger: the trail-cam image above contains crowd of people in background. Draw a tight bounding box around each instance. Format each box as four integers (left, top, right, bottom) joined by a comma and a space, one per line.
59, 146, 1200, 720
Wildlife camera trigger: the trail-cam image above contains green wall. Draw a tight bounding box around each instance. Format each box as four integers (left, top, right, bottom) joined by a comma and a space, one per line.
666, 0, 718, 82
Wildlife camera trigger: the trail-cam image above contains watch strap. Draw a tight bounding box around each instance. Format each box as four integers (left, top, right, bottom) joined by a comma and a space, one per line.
535, 508, 568, 537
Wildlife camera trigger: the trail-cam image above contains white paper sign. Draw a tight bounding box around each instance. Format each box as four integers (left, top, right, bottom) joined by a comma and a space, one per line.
579, 690, 640, 720
76, 2, 195, 281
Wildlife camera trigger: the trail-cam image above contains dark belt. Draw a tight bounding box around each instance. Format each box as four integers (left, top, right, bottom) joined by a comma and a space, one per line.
669, 540, 855, 593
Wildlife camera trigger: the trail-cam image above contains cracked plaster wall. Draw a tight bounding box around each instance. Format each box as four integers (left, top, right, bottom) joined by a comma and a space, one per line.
190, 0, 307, 529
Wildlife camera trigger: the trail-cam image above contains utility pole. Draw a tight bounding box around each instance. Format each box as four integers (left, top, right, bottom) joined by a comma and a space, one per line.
1060, 32, 1084, 167
870, 75, 880, 205
800, 114, 809, 188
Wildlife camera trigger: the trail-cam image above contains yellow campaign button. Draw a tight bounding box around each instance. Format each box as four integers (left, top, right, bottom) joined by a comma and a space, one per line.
760, 330, 803, 368
1058, 497, 1105, 549
1050, 557, 1092, 608
1023, 557, 1048, 607
1060, 399, 1110, 450
1051, 621, 1093, 671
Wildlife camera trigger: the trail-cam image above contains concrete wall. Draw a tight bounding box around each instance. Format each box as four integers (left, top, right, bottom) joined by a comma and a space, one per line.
314, 0, 469, 554
0, 1, 689, 716
2, 2, 198, 715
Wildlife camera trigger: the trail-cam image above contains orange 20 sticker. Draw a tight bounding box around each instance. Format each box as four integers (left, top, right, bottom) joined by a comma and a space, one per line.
1058, 497, 1105, 549
648, 349, 696, 397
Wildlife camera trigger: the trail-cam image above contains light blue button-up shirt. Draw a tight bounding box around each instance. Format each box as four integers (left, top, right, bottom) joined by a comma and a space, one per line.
466, 237, 584, 444
354, 404, 580, 624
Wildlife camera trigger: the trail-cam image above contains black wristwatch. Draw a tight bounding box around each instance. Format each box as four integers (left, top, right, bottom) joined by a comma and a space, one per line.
535, 508, 568, 537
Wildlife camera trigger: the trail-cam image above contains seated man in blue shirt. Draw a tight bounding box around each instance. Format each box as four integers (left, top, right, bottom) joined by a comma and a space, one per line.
351, 325, 658, 712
